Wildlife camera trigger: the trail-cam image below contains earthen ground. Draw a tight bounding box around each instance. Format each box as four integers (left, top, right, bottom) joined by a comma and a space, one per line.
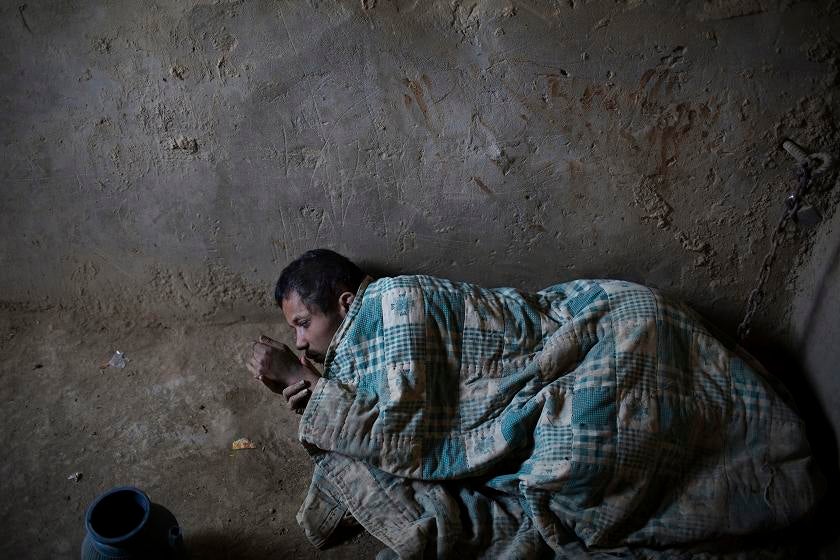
0, 308, 381, 559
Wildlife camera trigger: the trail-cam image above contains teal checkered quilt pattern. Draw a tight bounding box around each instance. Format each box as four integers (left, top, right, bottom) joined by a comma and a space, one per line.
297, 276, 820, 557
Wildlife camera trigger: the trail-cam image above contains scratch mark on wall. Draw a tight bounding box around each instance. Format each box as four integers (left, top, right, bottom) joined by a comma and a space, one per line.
281, 126, 290, 177
277, 7, 299, 56
471, 176, 494, 195
90, 247, 132, 279
404, 78, 429, 118
360, 83, 390, 241
276, 205, 293, 260
18, 4, 33, 33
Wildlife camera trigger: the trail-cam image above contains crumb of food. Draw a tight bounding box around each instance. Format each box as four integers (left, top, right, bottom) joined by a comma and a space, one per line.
231, 437, 256, 450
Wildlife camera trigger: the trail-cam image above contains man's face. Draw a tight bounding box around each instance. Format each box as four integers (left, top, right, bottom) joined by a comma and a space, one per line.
281, 291, 344, 364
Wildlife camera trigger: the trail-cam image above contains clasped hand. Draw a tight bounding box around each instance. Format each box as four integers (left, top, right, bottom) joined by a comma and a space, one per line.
247, 335, 320, 413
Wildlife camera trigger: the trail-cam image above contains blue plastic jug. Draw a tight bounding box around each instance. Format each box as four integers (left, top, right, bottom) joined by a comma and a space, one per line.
81, 486, 183, 559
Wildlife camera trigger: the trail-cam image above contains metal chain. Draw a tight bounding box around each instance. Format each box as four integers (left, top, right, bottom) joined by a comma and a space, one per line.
736, 163, 812, 341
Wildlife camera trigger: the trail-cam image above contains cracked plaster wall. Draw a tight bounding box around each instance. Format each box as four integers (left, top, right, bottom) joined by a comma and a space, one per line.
1, 0, 838, 343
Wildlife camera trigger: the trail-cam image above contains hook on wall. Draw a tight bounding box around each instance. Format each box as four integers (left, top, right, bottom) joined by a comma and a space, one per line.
736, 139, 837, 341
782, 138, 835, 175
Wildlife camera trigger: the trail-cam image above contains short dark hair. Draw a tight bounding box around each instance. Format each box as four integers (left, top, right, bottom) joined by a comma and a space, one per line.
274, 249, 365, 312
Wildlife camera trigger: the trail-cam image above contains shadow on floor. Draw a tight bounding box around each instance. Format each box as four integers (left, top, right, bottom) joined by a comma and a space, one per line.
185, 525, 374, 559
185, 531, 293, 560
747, 337, 840, 558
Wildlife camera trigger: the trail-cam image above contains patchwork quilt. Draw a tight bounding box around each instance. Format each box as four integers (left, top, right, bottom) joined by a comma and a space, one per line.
296, 275, 820, 557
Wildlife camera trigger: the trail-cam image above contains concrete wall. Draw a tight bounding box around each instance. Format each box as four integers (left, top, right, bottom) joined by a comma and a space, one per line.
1, 1, 838, 325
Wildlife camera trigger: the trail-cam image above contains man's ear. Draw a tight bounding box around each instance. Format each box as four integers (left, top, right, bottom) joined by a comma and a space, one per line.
337, 291, 355, 318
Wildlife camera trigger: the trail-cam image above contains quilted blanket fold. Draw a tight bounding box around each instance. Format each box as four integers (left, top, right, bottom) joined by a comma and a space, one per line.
297, 275, 820, 557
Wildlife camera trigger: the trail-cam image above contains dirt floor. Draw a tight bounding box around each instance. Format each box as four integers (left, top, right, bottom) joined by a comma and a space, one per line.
4, 304, 839, 559
0, 307, 382, 559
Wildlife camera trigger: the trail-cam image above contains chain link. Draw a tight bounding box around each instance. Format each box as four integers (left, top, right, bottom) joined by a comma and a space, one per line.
736, 164, 812, 341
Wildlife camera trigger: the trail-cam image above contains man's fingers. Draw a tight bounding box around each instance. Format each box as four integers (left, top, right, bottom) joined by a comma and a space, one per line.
252, 342, 272, 358
247, 356, 268, 378
251, 345, 270, 369
246, 357, 260, 376
259, 376, 283, 393
282, 380, 307, 399
254, 341, 295, 367
259, 335, 290, 352
288, 388, 310, 409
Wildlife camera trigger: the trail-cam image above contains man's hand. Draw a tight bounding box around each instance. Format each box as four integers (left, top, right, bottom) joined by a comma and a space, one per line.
247, 335, 301, 393
282, 379, 311, 414
282, 354, 321, 412
247, 335, 321, 401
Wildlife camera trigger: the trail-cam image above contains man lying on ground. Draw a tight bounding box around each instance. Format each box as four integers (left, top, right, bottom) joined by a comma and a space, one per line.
247, 248, 822, 558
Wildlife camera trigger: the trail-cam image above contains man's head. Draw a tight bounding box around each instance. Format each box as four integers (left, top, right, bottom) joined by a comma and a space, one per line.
274, 249, 365, 363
